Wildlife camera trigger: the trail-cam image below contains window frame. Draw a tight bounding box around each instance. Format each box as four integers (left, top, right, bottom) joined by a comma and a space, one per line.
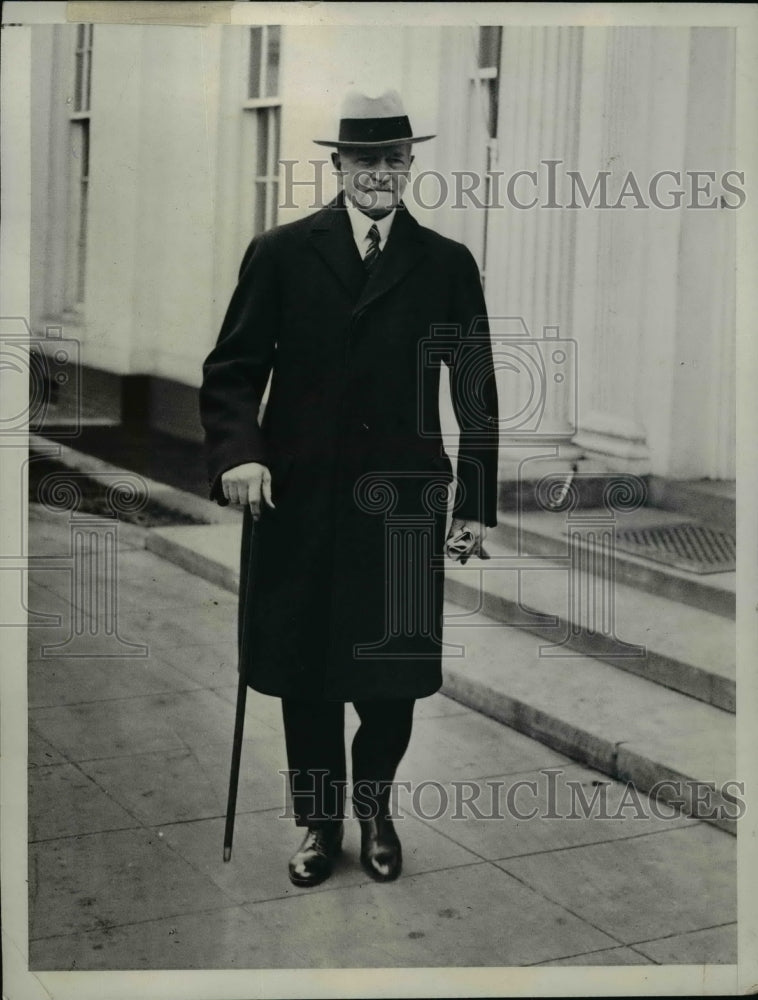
65, 23, 94, 312
467, 25, 502, 290
242, 26, 283, 237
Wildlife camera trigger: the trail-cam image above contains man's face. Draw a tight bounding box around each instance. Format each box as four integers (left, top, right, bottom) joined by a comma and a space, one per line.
332, 144, 414, 218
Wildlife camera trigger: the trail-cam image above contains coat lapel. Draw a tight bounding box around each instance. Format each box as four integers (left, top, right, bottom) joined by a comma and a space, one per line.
307, 193, 429, 316
307, 193, 366, 304
353, 203, 427, 317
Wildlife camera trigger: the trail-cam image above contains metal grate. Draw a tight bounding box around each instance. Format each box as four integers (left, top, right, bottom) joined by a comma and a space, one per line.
614, 522, 735, 575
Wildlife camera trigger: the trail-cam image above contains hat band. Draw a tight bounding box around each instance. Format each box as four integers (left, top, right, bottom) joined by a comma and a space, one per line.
337, 115, 412, 145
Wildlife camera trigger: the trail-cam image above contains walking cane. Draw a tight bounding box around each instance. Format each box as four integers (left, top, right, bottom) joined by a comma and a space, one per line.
223, 658, 248, 862
223, 512, 254, 862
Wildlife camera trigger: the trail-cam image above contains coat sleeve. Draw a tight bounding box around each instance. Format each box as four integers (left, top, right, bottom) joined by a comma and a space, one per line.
448, 244, 500, 528
199, 234, 279, 505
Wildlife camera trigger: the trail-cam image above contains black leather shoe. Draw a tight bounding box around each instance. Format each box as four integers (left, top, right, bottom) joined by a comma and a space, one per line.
359, 814, 402, 882
288, 822, 343, 888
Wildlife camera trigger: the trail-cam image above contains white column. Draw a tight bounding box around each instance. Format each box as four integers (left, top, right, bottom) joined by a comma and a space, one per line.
485, 27, 584, 468
570, 27, 735, 481
668, 28, 736, 479
428, 27, 473, 245
570, 28, 691, 475
84, 24, 145, 375
30, 25, 58, 329
129, 24, 220, 386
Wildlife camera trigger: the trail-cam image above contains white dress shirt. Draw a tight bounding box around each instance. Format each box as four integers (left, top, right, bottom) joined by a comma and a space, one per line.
345, 196, 396, 260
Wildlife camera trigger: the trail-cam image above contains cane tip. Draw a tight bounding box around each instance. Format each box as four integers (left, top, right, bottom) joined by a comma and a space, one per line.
223, 846, 232, 863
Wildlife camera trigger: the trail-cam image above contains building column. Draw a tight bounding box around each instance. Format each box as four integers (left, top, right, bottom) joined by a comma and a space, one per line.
570, 28, 691, 475
485, 27, 584, 467
667, 28, 736, 480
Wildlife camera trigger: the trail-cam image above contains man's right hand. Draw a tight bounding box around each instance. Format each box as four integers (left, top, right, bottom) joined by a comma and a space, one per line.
221, 462, 274, 520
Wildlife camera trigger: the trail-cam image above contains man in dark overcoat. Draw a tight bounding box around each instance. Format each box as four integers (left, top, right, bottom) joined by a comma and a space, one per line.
200, 90, 499, 887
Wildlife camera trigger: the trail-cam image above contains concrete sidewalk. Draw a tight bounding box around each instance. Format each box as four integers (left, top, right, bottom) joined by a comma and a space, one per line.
26, 502, 736, 970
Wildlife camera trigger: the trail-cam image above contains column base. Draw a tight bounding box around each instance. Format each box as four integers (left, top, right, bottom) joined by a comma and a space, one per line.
496, 438, 585, 481
571, 412, 651, 476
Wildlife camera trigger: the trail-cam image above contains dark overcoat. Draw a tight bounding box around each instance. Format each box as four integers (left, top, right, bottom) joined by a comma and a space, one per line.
199, 192, 499, 701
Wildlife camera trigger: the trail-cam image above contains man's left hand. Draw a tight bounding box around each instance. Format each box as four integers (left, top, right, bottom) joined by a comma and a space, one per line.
445, 518, 489, 563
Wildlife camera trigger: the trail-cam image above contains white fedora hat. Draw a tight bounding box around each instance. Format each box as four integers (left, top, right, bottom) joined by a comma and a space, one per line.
314, 88, 435, 148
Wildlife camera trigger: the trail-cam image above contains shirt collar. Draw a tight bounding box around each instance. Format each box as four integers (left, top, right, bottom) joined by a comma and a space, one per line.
345, 195, 396, 253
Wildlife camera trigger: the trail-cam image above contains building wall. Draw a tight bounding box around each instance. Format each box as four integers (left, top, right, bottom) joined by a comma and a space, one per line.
30, 22, 736, 479
429, 25, 737, 480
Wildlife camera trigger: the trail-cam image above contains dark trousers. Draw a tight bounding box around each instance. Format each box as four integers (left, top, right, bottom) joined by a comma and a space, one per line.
281, 697, 416, 827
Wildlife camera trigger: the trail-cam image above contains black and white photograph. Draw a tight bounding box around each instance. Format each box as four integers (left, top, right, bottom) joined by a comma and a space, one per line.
1, 1, 757, 997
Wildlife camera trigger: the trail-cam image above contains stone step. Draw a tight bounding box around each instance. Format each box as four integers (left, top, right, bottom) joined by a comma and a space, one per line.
145, 523, 738, 833
647, 475, 735, 534
147, 522, 241, 594
34, 435, 738, 836
446, 535, 735, 713
29, 433, 242, 528
439, 602, 738, 834
492, 508, 735, 620
148, 521, 735, 716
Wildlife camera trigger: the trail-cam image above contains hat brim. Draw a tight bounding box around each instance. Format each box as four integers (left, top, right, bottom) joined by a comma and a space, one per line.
313, 134, 436, 148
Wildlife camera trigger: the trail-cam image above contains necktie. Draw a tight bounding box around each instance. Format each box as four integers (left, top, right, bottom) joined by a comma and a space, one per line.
363, 224, 381, 273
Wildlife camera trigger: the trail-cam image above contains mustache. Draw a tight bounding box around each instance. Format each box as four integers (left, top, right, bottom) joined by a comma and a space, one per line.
353, 173, 406, 186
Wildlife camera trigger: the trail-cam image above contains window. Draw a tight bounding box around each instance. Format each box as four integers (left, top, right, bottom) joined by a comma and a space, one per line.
243, 26, 282, 235
469, 25, 502, 289
73, 21, 93, 113
477, 25, 501, 140
67, 23, 93, 308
